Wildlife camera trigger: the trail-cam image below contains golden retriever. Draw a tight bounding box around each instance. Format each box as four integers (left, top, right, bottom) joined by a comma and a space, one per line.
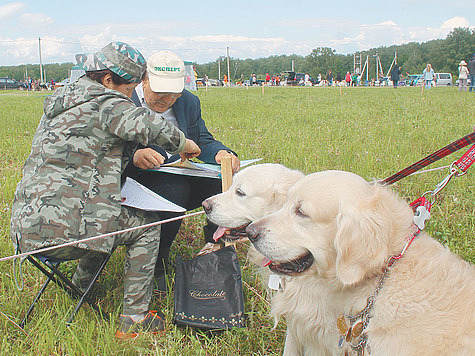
246, 170, 475, 356
202, 163, 304, 243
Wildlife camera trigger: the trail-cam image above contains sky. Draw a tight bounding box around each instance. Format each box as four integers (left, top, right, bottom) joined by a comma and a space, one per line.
0, 0, 473, 66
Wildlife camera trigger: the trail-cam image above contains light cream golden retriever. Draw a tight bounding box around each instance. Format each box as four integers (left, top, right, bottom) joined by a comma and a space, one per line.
202, 163, 304, 243
246, 170, 475, 356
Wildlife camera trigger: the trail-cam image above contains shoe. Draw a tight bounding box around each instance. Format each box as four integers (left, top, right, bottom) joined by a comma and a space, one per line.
115, 310, 165, 339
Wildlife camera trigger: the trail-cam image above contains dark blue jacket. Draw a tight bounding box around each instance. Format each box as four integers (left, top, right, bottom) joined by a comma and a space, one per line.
125, 89, 234, 166
391, 66, 401, 81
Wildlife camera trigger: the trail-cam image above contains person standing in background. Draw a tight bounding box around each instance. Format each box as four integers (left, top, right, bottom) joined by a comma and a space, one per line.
336, 72, 342, 84
458, 60, 469, 92
422, 64, 435, 89
345, 71, 351, 86
351, 72, 358, 86
391, 65, 402, 88
327, 70, 333, 86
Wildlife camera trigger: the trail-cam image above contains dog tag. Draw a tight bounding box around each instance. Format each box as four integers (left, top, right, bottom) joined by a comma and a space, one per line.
268, 274, 282, 291
413, 205, 431, 230
351, 321, 364, 338
337, 315, 349, 335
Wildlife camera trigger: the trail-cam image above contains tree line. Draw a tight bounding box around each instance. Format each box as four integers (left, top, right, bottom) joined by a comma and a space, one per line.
195, 27, 474, 82
0, 62, 73, 83
1, 27, 472, 83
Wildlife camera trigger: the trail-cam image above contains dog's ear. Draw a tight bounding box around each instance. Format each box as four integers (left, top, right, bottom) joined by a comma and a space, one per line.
270, 187, 288, 210
270, 170, 304, 209
334, 197, 390, 286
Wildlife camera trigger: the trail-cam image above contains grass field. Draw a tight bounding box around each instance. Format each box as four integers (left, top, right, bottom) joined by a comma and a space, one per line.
0, 86, 474, 355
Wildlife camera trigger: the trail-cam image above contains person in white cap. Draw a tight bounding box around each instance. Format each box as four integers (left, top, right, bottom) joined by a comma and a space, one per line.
458, 60, 469, 92
123, 51, 240, 293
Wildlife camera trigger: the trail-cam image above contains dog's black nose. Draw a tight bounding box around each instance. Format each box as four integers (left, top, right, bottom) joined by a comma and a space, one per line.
202, 199, 212, 214
246, 223, 261, 242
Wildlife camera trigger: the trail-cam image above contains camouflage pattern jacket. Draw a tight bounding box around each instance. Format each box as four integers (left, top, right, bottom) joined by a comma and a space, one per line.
11, 76, 186, 254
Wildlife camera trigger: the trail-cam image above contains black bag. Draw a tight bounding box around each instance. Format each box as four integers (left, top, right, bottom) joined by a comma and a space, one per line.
173, 245, 246, 330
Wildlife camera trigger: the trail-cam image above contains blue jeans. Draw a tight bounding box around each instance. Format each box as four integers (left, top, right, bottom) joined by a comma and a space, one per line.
469, 74, 475, 93
425, 80, 432, 89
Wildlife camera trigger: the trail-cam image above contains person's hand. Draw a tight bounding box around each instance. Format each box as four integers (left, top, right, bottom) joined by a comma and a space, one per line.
133, 148, 165, 169
215, 150, 240, 173
179, 139, 201, 161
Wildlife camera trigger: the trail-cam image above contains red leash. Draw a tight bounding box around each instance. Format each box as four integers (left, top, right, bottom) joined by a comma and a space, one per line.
376, 131, 475, 238
454, 142, 475, 173
337, 132, 474, 355
381, 132, 475, 186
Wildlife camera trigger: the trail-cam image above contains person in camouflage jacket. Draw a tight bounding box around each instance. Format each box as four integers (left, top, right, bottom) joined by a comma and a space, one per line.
10, 41, 200, 338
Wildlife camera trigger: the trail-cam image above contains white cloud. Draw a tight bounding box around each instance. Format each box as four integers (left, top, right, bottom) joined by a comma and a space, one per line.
189, 35, 284, 44
328, 20, 405, 52
0, 2, 25, 19
79, 28, 115, 52
408, 16, 473, 43
3, 37, 37, 63
0, 12, 472, 66
89, 33, 294, 62
323, 16, 473, 54
1, 36, 77, 65
20, 12, 53, 26
441, 16, 469, 29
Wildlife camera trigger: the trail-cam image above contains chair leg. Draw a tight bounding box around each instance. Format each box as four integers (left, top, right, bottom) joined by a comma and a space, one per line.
67, 254, 111, 323
19, 276, 52, 329
45, 261, 88, 300
22, 254, 111, 327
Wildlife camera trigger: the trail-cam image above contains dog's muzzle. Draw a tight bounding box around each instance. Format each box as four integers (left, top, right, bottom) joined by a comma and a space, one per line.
268, 253, 314, 276
245, 222, 263, 242
246, 222, 314, 276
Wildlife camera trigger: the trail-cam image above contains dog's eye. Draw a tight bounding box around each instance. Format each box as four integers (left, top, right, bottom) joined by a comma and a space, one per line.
295, 203, 308, 218
236, 188, 246, 197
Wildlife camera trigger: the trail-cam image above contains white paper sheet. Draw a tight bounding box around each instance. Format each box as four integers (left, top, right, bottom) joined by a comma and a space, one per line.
121, 177, 186, 212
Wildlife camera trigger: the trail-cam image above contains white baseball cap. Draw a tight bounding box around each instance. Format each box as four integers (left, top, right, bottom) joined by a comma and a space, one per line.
147, 51, 185, 93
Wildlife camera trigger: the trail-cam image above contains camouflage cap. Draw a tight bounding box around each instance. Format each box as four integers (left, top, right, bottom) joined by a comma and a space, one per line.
75, 41, 146, 83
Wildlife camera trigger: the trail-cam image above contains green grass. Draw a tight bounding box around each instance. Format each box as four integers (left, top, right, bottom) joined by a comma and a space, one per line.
0, 86, 473, 355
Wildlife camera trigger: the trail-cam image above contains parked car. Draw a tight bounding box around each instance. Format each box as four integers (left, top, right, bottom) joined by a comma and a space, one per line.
51, 78, 70, 90
0, 77, 27, 90
434, 73, 452, 86
196, 78, 223, 87
405, 74, 423, 86
208, 78, 224, 86
284, 71, 317, 86
375, 76, 390, 86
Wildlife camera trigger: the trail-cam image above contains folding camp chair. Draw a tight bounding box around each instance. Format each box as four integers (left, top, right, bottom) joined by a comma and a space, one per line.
20, 252, 112, 328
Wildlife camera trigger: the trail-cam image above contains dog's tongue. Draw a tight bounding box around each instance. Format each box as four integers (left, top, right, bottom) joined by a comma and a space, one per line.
262, 257, 272, 267
213, 226, 228, 242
